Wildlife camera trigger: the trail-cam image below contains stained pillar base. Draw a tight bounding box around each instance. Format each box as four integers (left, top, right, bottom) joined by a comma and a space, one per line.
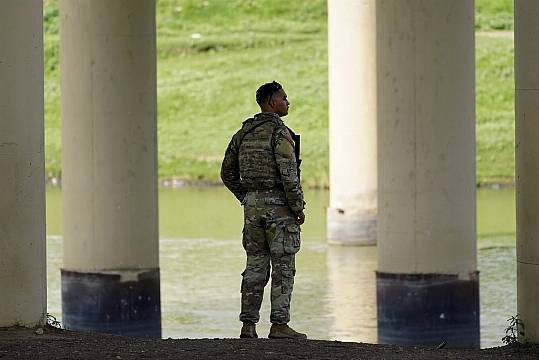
376, 271, 479, 349
327, 207, 376, 245
61, 268, 161, 338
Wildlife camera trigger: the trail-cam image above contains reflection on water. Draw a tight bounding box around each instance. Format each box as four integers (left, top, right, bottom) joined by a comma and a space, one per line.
327, 245, 377, 343
479, 247, 516, 347
46, 186, 516, 348
477, 188, 515, 237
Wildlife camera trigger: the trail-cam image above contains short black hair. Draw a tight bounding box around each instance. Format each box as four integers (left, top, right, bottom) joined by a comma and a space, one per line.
256, 81, 282, 105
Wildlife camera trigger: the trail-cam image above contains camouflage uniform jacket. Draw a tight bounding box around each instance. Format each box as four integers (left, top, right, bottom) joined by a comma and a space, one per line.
220, 112, 304, 214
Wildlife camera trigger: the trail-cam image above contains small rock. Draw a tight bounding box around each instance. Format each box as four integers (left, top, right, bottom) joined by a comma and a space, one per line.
34, 328, 44, 335
436, 340, 447, 350
115, 356, 122, 360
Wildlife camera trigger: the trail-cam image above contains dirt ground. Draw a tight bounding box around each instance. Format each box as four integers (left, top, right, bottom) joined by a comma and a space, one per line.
1, 326, 538, 360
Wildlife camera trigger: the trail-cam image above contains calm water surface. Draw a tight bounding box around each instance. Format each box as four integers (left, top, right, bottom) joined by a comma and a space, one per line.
45, 187, 516, 348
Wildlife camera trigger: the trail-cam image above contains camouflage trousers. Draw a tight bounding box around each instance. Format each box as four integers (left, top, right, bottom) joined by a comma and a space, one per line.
239, 191, 301, 325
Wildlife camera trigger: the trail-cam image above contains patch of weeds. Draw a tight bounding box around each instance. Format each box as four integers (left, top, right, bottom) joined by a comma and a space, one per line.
502, 314, 529, 345
46, 313, 61, 329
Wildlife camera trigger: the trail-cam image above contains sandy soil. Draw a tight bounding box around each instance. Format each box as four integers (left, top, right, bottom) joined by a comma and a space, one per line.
1, 326, 538, 360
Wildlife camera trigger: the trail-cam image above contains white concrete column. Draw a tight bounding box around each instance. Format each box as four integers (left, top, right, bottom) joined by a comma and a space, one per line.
60, 0, 160, 337
515, 0, 539, 343
376, 0, 478, 348
0, 0, 46, 327
327, 0, 377, 245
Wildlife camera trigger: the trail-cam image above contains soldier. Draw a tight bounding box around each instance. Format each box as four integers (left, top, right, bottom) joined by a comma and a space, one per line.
220, 81, 306, 339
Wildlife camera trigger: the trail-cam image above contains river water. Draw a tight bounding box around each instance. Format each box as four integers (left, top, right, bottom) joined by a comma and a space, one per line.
45, 186, 516, 348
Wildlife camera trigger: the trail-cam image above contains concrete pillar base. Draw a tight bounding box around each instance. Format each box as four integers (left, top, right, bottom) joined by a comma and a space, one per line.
376, 271, 480, 349
61, 269, 161, 338
327, 207, 376, 245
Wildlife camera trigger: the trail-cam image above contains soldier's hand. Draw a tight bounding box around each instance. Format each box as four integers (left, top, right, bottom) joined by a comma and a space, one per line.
296, 210, 305, 225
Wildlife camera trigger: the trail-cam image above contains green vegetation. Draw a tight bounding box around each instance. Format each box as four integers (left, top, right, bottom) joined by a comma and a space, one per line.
44, 1, 61, 180
476, 0, 513, 30
156, 0, 328, 187
476, 34, 514, 184
44, 0, 515, 187
502, 314, 527, 345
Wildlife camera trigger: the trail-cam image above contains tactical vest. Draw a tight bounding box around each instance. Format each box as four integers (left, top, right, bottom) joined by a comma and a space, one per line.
238, 116, 282, 190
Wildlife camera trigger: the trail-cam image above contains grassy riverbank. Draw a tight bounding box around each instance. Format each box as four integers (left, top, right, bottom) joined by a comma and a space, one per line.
43, 0, 515, 187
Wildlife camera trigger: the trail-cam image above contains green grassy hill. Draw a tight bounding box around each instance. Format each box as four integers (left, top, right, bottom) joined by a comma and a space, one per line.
43, 0, 515, 187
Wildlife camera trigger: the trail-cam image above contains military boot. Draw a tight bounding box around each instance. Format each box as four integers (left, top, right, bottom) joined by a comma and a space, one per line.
240, 322, 258, 338
268, 324, 307, 339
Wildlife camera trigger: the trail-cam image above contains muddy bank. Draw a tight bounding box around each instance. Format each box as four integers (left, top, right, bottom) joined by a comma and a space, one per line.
0, 326, 538, 360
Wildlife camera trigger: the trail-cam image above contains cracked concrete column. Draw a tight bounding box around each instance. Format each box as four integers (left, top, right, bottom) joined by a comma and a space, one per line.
376, 0, 478, 348
0, 0, 46, 327
515, 0, 539, 343
60, 0, 160, 337
327, 0, 377, 245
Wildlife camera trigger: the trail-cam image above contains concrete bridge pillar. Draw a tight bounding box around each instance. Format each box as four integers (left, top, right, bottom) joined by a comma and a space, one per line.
0, 0, 46, 327
60, 0, 160, 337
327, 0, 377, 245
515, 0, 539, 343
376, 0, 479, 348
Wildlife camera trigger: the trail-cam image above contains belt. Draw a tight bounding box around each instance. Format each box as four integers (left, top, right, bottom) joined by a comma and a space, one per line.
246, 183, 285, 192
243, 191, 287, 206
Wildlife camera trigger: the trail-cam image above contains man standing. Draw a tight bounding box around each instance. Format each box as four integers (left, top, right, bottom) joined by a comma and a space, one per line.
221, 81, 306, 339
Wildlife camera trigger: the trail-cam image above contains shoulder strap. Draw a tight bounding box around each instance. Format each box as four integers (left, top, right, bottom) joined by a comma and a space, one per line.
238, 119, 275, 145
